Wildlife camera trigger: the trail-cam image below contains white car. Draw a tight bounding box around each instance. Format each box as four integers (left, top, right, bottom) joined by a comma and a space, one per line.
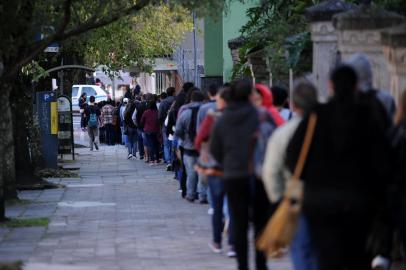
71, 85, 110, 111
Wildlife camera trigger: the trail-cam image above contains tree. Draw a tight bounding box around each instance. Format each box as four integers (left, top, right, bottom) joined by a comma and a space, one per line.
0, 0, 230, 221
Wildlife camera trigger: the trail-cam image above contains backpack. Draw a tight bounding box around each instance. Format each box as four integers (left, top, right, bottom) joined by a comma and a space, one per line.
88, 112, 98, 128
188, 106, 200, 142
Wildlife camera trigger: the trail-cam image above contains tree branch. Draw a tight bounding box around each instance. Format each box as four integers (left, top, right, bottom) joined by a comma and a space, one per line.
4, 0, 151, 80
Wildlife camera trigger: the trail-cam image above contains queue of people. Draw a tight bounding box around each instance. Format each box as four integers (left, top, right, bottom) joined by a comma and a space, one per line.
81, 52, 406, 270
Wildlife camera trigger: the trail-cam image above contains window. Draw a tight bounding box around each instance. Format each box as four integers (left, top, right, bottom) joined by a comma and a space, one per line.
72, 87, 79, 97
82, 87, 97, 97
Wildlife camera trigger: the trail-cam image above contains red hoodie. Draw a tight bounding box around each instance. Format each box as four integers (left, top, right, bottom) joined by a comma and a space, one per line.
255, 83, 285, 126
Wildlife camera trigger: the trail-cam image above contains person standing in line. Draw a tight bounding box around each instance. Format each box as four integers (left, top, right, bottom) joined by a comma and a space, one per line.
286, 65, 392, 270
195, 86, 236, 257
101, 99, 115, 146
120, 98, 129, 145
175, 90, 205, 203
84, 96, 101, 151
134, 95, 147, 160
210, 79, 264, 270
262, 80, 318, 270
159, 87, 176, 165
124, 100, 138, 159
79, 93, 88, 131
392, 89, 406, 252
124, 85, 132, 100
141, 100, 161, 164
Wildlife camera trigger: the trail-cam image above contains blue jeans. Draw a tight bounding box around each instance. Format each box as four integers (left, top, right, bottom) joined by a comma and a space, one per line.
208, 176, 234, 246
183, 153, 198, 199
137, 129, 145, 158
145, 132, 160, 161
198, 174, 208, 201
291, 215, 319, 270
162, 127, 172, 163
126, 127, 138, 156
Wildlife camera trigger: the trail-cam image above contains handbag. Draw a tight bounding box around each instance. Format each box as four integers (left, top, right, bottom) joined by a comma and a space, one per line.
257, 113, 317, 258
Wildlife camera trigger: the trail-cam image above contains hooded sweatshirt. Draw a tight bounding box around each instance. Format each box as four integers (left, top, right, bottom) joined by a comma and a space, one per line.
255, 84, 285, 126
210, 102, 259, 179
347, 53, 396, 119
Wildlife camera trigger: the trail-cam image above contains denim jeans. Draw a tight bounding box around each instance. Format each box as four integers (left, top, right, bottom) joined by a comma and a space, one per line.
127, 127, 138, 156
291, 215, 319, 270
145, 132, 160, 161
208, 176, 234, 246
183, 153, 198, 199
104, 123, 115, 145
162, 127, 172, 163
87, 127, 99, 150
137, 129, 145, 158
198, 174, 208, 201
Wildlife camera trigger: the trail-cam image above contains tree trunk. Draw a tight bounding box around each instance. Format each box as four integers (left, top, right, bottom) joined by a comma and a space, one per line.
11, 78, 43, 186
0, 82, 15, 219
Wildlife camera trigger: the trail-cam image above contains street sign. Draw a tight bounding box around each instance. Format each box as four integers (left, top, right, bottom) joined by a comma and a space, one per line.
57, 95, 75, 159
35, 91, 58, 169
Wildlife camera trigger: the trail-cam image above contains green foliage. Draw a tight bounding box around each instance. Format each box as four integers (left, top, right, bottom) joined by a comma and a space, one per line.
75, 4, 193, 75
233, 0, 320, 83
0, 217, 49, 228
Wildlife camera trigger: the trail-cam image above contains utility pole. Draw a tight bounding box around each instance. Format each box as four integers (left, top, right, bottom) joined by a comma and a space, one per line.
192, 12, 198, 86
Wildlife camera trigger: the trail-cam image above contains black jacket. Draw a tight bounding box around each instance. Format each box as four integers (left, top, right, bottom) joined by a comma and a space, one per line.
286, 93, 393, 220
158, 96, 175, 125
210, 102, 259, 179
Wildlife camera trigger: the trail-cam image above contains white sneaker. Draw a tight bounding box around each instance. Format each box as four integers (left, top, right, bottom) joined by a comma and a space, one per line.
127, 154, 133, 159
372, 255, 390, 270
227, 250, 236, 258
208, 242, 222, 254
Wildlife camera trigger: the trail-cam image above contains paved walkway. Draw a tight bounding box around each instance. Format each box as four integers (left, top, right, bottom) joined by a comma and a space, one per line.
0, 126, 291, 269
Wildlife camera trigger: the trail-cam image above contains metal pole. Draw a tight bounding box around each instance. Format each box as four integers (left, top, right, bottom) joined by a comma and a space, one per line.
112, 77, 116, 101
192, 12, 198, 86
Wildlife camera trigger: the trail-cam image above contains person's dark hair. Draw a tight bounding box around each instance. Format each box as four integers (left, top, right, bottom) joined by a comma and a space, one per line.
166, 87, 176, 96
207, 84, 219, 97
292, 79, 318, 113
147, 100, 157, 110
81, 93, 87, 98
183, 82, 194, 93
271, 86, 289, 107
191, 90, 205, 102
330, 65, 358, 99
219, 86, 232, 103
230, 79, 253, 102
89, 96, 95, 103
160, 92, 168, 100
95, 78, 101, 83
186, 87, 200, 103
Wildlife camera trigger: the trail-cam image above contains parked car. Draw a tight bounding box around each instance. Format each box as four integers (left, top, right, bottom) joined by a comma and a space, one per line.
71, 85, 109, 111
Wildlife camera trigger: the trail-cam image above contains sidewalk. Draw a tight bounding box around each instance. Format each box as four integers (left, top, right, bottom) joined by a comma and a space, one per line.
0, 140, 291, 269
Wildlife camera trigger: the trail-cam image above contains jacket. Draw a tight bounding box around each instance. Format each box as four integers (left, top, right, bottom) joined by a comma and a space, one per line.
262, 116, 301, 202
141, 109, 159, 133
286, 94, 393, 219
158, 96, 175, 125
210, 102, 259, 179
175, 102, 202, 151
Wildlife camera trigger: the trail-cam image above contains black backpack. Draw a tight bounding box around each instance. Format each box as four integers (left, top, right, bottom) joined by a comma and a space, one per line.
188, 106, 200, 141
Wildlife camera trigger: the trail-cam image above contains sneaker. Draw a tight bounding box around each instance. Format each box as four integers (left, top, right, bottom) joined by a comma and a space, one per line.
372, 255, 390, 270
94, 143, 99, 150
208, 242, 222, 254
185, 196, 194, 203
127, 154, 133, 159
207, 208, 214, 215
166, 164, 173, 171
140, 156, 144, 160
199, 199, 209, 205
227, 249, 236, 258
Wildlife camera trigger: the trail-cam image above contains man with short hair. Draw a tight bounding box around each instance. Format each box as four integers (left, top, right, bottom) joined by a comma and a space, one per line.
84, 96, 101, 151
175, 90, 205, 202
